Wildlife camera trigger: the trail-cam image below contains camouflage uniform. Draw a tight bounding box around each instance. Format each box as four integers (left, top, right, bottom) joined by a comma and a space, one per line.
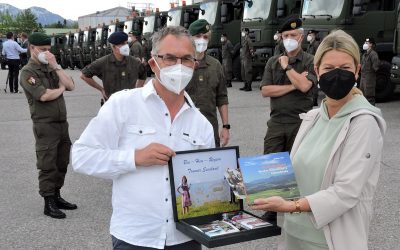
240, 35, 253, 90
221, 39, 234, 85
81, 53, 146, 97
261, 50, 317, 154
185, 55, 229, 147
20, 60, 71, 197
129, 40, 144, 60
360, 49, 380, 105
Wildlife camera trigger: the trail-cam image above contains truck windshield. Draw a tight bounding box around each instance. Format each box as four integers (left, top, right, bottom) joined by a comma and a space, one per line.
302, 0, 344, 18
83, 31, 89, 42
143, 16, 155, 34
243, 0, 272, 21
108, 25, 116, 37
124, 20, 133, 33
167, 9, 181, 26
199, 1, 218, 25
96, 28, 103, 41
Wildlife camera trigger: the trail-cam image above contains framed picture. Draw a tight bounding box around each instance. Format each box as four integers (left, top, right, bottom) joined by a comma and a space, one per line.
169, 146, 241, 221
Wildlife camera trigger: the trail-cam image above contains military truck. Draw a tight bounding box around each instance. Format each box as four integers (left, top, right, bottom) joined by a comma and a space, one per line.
389, 3, 400, 97
106, 19, 126, 54
241, 0, 302, 79
301, 0, 399, 101
95, 24, 109, 59
166, 2, 200, 29
50, 34, 67, 68
71, 30, 85, 69
62, 32, 75, 69
142, 10, 167, 43
82, 27, 97, 65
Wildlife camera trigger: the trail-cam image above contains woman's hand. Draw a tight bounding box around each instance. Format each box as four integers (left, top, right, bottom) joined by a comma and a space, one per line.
250, 196, 295, 213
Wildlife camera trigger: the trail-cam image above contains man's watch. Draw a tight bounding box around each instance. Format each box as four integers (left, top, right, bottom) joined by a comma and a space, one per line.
222, 124, 231, 130
285, 65, 293, 71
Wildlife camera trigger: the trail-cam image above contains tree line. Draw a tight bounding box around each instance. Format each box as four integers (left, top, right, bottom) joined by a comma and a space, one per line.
0, 9, 78, 35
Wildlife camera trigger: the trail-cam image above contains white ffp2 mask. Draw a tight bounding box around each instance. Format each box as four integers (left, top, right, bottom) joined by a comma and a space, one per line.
37, 52, 49, 64
154, 59, 194, 95
283, 38, 299, 53
194, 38, 208, 53
119, 44, 130, 56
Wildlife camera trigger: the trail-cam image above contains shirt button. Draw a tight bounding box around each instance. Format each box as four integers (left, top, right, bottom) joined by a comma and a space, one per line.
139, 130, 142, 134
165, 198, 168, 202
169, 133, 172, 136
365, 153, 371, 158
193, 140, 196, 143
166, 219, 169, 222
166, 177, 169, 181
165, 113, 169, 116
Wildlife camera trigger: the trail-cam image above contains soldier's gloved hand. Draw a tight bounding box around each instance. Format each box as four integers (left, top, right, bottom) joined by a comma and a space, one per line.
134, 143, 176, 167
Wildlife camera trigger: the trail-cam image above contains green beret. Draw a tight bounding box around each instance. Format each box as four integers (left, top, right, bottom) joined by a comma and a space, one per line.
279, 17, 302, 33
188, 19, 210, 36
28, 32, 51, 46
108, 31, 128, 45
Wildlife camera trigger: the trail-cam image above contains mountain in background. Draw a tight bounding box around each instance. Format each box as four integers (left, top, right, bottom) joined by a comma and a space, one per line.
0, 3, 75, 25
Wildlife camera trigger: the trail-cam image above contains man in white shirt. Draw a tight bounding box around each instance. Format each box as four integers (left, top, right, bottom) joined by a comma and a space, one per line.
72, 26, 214, 250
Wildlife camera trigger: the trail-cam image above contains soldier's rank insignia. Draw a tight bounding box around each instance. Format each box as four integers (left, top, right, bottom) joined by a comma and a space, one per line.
199, 75, 204, 81
27, 76, 36, 85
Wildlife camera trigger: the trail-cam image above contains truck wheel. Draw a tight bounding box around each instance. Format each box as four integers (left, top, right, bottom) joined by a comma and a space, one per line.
233, 56, 242, 81
376, 61, 395, 102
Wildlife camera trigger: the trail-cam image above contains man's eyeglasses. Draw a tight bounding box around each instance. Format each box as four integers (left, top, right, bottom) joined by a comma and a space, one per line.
154, 54, 196, 67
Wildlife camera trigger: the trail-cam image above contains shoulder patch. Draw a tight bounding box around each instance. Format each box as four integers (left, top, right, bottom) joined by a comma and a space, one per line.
27, 76, 36, 85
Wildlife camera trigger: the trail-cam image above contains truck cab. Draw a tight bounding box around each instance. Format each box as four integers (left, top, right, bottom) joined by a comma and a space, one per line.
95, 24, 109, 59
301, 0, 399, 101
63, 33, 75, 69
241, 0, 301, 79
167, 3, 200, 29
72, 31, 85, 69
50, 34, 67, 68
196, 0, 244, 77
82, 27, 97, 65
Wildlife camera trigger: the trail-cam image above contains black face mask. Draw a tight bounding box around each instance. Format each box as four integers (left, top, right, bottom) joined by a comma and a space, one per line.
318, 68, 356, 100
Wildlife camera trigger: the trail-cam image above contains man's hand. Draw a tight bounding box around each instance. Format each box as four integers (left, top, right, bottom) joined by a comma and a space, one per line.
220, 128, 230, 147
45, 51, 58, 69
100, 88, 108, 100
135, 143, 176, 166
278, 56, 289, 70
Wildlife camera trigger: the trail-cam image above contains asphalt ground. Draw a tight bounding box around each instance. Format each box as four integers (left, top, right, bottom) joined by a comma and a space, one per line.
0, 68, 399, 250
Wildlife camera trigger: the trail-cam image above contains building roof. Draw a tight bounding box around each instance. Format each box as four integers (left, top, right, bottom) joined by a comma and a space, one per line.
79, 6, 131, 18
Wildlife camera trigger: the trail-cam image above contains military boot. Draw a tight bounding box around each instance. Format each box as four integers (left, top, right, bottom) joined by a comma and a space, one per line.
239, 83, 247, 90
55, 190, 78, 210
244, 82, 252, 91
44, 196, 66, 219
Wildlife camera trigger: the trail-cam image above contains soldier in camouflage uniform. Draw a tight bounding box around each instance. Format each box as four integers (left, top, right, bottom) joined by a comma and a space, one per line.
128, 31, 144, 61
186, 19, 230, 147
360, 37, 380, 105
81, 32, 146, 102
221, 33, 234, 87
240, 28, 253, 91
20, 32, 77, 219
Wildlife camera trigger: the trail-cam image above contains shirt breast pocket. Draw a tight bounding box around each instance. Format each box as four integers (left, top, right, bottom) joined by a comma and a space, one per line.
123, 125, 157, 149
178, 134, 206, 150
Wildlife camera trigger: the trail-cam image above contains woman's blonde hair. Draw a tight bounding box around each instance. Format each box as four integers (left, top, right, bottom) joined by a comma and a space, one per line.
314, 30, 363, 95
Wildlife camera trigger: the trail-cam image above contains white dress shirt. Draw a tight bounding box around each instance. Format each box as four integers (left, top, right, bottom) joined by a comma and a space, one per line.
72, 80, 215, 249
2, 39, 27, 59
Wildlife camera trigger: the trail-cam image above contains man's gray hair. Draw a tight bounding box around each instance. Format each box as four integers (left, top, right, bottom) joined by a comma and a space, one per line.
151, 26, 195, 55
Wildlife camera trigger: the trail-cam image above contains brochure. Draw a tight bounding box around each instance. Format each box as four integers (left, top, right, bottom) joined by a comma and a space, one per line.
237, 152, 300, 204
192, 220, 240, 237
228, 212, 271, 229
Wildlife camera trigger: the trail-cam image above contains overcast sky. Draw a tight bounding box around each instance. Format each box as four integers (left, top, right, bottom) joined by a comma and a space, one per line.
0, 0, 194, 20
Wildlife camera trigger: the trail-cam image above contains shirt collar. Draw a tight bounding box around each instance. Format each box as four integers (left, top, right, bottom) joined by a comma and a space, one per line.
142, 79, 194, 108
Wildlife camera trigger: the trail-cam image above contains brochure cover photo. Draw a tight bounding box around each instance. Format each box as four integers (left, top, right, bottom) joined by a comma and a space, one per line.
239, 152, 300, 204
170, 147, 241, 220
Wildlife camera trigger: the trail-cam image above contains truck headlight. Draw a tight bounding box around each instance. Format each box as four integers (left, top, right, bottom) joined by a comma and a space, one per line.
392, 64, 398, 70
